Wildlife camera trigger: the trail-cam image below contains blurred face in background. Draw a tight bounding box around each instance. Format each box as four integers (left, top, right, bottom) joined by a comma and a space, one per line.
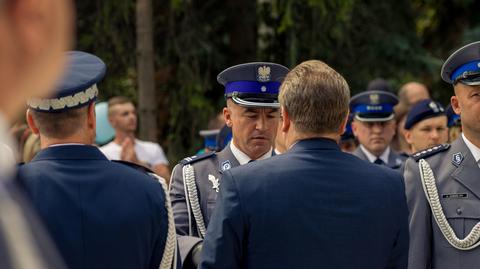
109, 102, 137, 134
405, 115, 448, 153
224, 100, 279, 159
0, 0, 73, 120
352, 119, 396, 156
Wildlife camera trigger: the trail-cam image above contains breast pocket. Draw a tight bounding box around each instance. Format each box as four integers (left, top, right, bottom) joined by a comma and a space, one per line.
437, 198, 480, 248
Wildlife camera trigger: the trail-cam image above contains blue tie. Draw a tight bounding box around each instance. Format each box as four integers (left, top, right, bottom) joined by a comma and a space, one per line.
374, 158, 384, 165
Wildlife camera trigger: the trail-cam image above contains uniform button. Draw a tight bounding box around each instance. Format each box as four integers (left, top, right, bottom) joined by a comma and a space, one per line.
456, 208, 462, 215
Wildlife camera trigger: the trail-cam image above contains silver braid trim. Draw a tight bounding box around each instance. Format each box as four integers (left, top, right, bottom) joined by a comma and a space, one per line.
150, 174, 177, 269
182, 164, 207, 238
419, 159, 480, 250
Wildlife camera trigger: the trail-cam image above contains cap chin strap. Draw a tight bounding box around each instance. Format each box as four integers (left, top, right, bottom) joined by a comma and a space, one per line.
231, 95, 280, 108
354, 114, 394, 122
419, 159, 480, 250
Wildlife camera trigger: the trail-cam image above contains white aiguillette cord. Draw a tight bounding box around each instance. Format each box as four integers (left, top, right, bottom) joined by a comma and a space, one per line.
419, 159, 480, 250
183, 164, 207, 238
149, 173, 178, 269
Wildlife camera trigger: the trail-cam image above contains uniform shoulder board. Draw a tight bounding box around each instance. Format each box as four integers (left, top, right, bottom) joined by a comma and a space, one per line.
180, 152, 215, 165
412, 144, 451, 162
112, 160, 154, 174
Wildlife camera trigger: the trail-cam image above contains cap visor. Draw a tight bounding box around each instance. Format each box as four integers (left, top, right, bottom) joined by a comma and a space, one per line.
354, 114, 394, 122
231, 95, 280, 108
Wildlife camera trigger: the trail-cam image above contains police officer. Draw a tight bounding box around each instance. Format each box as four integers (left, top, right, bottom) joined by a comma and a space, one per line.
17, 51, 177, 269
169, 62, 289, 267
404, 41, 480, 269
404, 99, 448, 153
200, 60, 408, 269
350, 90, 406, 168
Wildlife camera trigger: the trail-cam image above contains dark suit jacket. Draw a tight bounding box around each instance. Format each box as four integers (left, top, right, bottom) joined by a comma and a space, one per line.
200, 138, 409, 269
17, 145, 169, 269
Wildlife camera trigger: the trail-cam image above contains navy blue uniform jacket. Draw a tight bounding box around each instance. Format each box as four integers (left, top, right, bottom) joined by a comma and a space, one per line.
200, 138, 409, 269
17, 145, 168, 269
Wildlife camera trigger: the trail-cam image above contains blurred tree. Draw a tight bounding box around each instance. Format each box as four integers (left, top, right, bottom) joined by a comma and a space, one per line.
75, 0, 480, 162
136, 0, 157, 141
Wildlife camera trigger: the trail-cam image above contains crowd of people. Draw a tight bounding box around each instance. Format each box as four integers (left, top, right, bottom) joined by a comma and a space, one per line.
1, 1, 480, 269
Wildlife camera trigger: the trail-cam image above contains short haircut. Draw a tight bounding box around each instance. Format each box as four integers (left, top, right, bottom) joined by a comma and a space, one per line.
30, 106, 88, 139
108, 96, 133, 116
279, 60, 350, 134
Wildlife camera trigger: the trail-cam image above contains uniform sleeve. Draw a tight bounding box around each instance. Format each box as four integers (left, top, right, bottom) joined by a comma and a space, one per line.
403, 158, 432, 269
169, 164, 190, 235
151, 143, 169, 166
199, 170, 245, 269
386, 171, 409, 269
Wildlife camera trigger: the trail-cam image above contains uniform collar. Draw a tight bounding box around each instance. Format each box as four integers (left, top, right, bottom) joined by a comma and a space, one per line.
230, 140, 272, 165
32, 144, 108, 162
359, 144, 390, 164
462, 133, 480, 166
289, 137, 340, 152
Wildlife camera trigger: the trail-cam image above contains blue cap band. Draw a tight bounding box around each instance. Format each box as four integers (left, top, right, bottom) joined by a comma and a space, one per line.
225, 81, 281, 95
353, 104, 393, 114
450, 60, 480, 81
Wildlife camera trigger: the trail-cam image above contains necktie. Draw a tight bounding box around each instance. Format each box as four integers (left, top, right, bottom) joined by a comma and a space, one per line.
374, 158, 384, 165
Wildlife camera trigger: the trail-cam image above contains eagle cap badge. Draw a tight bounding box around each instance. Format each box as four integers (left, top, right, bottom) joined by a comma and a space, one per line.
369, 94, 380, 105
257, 66, 271, 82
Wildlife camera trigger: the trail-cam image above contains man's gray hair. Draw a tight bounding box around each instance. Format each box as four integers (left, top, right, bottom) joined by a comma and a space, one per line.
279, 60, 350, 134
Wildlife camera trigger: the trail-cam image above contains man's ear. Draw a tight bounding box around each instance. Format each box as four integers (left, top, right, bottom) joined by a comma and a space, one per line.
451, 95, 461, 115
338, 112, 349, 135
223, 106, 233, 127
87, 102, 96, 130
26, 108, 39, 135
404, 130, 413, 145
281, 106, 290, 133
351, 120, 359, 137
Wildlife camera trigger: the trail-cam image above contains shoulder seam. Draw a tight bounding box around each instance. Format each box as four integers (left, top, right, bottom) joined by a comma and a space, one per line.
412, 144, 450, 162
180, 152, 215, 165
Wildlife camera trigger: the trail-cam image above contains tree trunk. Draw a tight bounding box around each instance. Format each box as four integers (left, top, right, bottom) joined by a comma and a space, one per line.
227, 0, 257, 64
136, 0, 157, 141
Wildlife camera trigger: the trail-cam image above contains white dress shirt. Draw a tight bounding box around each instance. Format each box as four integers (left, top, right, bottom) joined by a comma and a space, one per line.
230, 140, 272, 165
359, 144, 390, 164
462, 133, 480, 168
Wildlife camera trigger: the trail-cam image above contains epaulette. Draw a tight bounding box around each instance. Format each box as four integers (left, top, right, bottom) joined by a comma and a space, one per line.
412, 144, 451, 162
180, 152, 215, 165
112, 160, 154, 174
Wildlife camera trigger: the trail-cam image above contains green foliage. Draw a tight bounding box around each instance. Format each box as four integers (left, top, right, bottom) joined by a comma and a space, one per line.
75, 0, 480, 163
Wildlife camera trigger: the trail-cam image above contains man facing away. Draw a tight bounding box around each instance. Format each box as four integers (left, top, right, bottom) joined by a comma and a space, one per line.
200, 60, 409, 269
17, 51, 178, 269
169, 62, 288, 267
100, 96, 171, 181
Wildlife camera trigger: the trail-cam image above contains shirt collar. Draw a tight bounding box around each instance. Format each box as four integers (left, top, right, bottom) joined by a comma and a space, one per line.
462, 133, 480, 165
230, 140, 272, 165
359, 144, 390, 164
48, 143, 86, 148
